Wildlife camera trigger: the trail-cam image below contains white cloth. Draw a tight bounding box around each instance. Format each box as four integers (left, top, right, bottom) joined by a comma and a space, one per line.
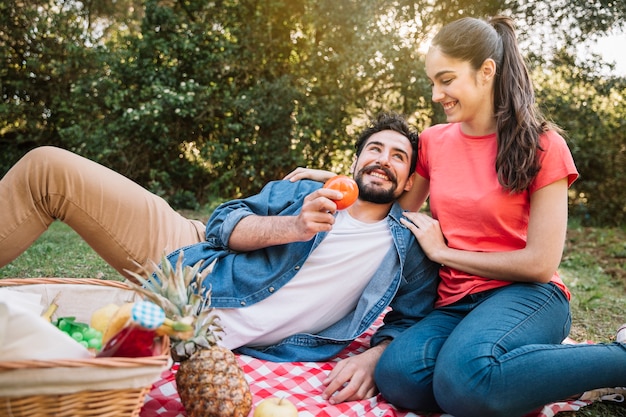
0, 283, 167, 397
0, 289, 92, 361
218, 210, 393, 349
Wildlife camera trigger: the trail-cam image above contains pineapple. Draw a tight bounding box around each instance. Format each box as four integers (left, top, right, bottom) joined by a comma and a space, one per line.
125, 252, 252, 417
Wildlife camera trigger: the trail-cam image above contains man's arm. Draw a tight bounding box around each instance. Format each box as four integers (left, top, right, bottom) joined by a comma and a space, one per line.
227, 187, 343, 252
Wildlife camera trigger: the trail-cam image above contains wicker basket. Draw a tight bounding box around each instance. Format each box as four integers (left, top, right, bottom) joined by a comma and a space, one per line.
0, 278, 171, 417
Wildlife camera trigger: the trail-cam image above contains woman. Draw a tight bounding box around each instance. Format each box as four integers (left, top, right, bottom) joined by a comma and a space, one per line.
287, 16, 626, 417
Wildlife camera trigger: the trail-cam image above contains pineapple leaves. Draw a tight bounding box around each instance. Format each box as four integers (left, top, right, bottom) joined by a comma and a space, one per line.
123, 251, 225, 357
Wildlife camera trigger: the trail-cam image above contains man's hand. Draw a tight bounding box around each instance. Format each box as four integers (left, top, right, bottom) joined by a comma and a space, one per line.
293, 187, 343, 237
322, 341, 389, 404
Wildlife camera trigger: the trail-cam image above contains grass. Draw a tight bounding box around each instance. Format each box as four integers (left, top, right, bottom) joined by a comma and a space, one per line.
557, 223, 626, 417
1, 218, 626, 416
0, 221, 122, 280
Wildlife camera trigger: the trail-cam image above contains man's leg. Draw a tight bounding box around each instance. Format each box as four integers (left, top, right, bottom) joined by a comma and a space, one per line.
0, 146, 205, 280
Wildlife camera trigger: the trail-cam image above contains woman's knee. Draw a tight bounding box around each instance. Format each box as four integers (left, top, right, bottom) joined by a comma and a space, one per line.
375, 347, 407, 396
434, 381, 511, 417
375, 342, 440, 412
432, 353, 510, 417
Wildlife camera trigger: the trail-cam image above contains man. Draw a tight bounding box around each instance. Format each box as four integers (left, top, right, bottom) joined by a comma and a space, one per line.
0, 113, 438, 403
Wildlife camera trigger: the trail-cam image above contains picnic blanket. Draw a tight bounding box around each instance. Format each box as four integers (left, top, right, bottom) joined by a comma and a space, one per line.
140, 315, 593, 417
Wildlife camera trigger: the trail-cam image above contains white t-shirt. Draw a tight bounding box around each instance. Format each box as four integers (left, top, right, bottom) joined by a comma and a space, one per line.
218, 210, 393, 349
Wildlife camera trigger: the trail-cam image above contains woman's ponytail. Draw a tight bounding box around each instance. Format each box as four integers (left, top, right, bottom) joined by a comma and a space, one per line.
490, 16, 544, 192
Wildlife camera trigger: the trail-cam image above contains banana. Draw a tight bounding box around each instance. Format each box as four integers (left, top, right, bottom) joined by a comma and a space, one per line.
155, 318, 194, 340
102, 302, 135, 344
90, 303, 121, 333
41, 292, 61, 322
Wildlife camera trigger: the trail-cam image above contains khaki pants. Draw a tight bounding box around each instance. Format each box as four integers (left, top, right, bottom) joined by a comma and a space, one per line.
0, 147, 206, 280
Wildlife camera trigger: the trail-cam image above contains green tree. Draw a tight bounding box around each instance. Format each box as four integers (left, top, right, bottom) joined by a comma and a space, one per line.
532, 50, 626, 226
1, 1, 90, 163
1, 0, 625, 224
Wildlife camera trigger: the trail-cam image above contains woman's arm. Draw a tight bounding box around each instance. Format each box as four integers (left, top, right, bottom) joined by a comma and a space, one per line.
285, 168, 432, 213
398, 174, 430, 212
402, 178, 569, 283
283, 167, 336, 183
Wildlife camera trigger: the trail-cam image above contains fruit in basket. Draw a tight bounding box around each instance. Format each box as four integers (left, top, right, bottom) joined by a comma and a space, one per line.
97, 301, 166, 358
54, 317, 103, 350
41, 292, 60, 322
253, 397, 299, 417
125, 252, 252, 417
90, 303, 121, 333
102, 302, 135, 344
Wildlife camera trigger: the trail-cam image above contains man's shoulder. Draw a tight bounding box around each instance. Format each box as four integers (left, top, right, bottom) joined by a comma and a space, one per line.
263, 179, 323, 192
388, 205, 419, 244
253, 179, 324, 211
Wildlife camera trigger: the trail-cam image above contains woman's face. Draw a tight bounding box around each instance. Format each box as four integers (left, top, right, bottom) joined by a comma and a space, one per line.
425, 46, 495, 132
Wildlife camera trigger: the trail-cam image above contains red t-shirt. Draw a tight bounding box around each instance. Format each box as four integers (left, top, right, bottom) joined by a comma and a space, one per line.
417, 123, 579, 307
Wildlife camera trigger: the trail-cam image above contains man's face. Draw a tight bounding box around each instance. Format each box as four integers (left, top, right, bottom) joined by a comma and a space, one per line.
352, 130, 414, 204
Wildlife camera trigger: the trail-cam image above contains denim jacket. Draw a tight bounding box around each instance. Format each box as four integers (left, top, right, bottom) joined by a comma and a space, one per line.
166, 179, 439, 362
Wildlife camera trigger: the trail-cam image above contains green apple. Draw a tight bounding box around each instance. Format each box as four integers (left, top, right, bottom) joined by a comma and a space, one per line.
253, 397, 298, 417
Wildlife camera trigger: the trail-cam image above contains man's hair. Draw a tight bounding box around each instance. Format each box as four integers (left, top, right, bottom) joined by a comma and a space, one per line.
354, 112, 419, 174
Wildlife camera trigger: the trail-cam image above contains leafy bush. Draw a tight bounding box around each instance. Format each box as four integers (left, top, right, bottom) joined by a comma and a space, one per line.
1, 0, 624, 226
533, 51, 626, 226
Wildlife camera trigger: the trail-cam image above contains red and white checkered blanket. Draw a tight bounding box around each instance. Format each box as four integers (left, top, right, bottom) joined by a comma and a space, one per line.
141, 316, 591, 417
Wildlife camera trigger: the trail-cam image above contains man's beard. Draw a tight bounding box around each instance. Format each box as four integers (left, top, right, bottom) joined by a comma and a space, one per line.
354, 165, 399, 204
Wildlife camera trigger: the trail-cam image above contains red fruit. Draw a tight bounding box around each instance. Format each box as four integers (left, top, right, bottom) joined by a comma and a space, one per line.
323, 175, 359, 210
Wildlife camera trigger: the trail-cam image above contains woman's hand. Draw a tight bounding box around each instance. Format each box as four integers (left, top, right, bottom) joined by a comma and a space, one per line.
401, 212, 447, 264
283, 167, 336, 183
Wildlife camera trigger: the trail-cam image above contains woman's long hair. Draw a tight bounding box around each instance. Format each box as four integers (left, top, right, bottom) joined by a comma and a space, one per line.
431, 16, 554, 192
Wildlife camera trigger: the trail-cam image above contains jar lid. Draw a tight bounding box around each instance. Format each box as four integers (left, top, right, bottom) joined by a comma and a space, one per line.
131, 301, 166, 330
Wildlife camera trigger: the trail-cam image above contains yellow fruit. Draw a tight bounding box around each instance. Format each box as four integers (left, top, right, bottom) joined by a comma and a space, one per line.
125, 253, 251, 417
90, 303, 120, 333
102, 302, 134, 343
177, 346, 253, 417
253, 397, 298, 417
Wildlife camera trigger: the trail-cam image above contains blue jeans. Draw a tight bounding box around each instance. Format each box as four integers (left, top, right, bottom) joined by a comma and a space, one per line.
375, 282, 626, 417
